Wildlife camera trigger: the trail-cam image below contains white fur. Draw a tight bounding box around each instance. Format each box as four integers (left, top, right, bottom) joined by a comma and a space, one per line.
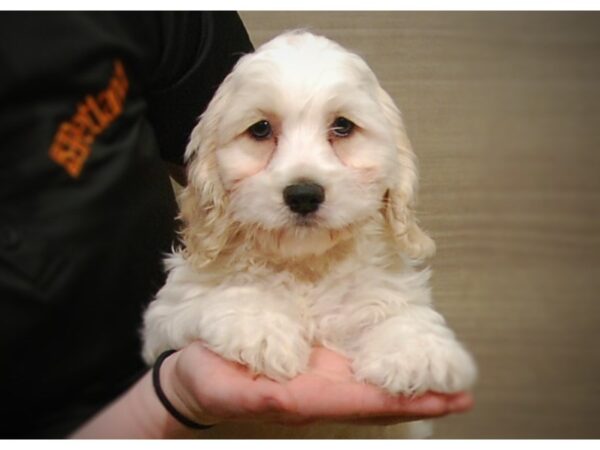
142, 31, 476, 438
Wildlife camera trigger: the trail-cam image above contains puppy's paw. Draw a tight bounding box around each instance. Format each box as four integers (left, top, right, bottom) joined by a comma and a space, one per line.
353, 336, 477, 395
202, 309, 310, 382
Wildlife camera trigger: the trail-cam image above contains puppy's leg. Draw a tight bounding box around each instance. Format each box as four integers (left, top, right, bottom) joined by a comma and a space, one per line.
351, 305, 477, 395
142, 283, 310, 381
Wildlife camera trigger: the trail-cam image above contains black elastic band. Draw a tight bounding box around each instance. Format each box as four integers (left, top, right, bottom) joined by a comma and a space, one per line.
152, 349, 213, 430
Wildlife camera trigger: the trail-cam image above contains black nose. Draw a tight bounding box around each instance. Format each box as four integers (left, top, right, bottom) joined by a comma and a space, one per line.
283, 182, 325, 215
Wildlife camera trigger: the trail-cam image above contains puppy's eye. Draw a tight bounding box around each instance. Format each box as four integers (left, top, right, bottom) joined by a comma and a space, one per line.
331, 117, 355, 137
248, 120, 272, 140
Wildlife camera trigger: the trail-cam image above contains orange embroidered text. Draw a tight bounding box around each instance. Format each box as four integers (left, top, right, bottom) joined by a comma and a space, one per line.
49, 60, 129, 178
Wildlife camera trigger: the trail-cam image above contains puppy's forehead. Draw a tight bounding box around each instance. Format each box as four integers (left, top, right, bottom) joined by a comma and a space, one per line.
233, 32, 378, 96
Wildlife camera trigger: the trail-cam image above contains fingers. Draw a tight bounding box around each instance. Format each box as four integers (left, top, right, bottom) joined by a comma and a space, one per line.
446, 391, 474, 413
276, 392, 473, 426
346, 392, 474, 426
303, 347, 474, 414
284, 373, 474, 423
381, 391, 474, 416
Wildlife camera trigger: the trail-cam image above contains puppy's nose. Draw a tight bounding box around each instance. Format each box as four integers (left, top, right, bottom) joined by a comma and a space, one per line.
283, 182, 325, 215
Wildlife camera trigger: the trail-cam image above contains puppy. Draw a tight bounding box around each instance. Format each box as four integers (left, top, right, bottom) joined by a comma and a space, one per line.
142, 31, 476, 438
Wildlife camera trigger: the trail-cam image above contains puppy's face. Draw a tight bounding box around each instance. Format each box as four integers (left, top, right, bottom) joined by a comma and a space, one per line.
212, 34, 398, 255
184, 32, 433, 261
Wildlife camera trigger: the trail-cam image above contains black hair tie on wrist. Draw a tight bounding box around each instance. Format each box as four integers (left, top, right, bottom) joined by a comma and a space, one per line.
152, 349, 214, 430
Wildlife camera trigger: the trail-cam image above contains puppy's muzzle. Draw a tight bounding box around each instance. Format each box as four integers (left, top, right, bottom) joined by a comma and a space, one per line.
283, 182, 325, 215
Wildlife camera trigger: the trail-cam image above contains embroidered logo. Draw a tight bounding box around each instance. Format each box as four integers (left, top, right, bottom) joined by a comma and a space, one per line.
49, 59, 129, 178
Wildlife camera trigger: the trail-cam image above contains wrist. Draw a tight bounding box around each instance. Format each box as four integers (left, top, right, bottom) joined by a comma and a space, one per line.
70, 347, 218, 438
157, 349, 221, 428
132, 369, 199, 438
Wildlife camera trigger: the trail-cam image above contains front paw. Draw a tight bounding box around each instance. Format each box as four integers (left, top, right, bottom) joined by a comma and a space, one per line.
353, 335, 477, 395
201, 309, 310, 382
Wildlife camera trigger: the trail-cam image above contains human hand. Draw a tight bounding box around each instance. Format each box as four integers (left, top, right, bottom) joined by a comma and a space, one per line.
162, 341, 474, 427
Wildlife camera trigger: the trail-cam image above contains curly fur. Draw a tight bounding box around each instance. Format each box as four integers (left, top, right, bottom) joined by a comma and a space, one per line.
142, 31, 476, 438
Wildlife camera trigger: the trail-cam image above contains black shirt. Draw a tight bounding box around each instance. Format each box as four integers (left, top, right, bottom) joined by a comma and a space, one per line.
0, 11, 253, 438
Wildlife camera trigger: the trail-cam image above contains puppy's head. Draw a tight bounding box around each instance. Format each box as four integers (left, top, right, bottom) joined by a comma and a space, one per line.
181, 31, 434, 265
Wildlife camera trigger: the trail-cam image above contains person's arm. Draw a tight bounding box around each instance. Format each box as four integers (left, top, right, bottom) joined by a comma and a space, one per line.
71, 357, 201, 438
72, 342, 473, 438
149, 12, 254, 171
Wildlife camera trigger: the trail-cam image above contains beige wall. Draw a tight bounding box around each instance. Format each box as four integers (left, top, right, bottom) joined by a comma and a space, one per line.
239, 12, 600, 438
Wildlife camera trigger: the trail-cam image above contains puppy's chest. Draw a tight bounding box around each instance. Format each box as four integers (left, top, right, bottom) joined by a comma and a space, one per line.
271, 265, 382, 325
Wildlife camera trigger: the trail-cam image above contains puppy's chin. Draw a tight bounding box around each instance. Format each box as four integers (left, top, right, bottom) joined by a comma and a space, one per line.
253, 224, 354, 259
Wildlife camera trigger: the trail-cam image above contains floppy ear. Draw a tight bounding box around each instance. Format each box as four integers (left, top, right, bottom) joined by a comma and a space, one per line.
378, 86, 436, 261
178, 84, 235, 268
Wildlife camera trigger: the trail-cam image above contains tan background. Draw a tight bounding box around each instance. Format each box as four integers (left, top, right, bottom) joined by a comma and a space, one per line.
238, 12, 600, 438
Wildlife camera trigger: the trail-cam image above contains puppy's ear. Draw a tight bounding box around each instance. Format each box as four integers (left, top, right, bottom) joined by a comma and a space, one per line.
179, 87, 235, 267
378, 87, 436, 261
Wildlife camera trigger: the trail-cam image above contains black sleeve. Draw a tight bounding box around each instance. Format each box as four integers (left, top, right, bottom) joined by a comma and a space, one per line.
146, 12, 254, 165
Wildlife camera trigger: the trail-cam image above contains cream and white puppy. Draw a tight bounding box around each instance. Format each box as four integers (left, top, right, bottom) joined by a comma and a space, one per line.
142, 31, 476, 437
